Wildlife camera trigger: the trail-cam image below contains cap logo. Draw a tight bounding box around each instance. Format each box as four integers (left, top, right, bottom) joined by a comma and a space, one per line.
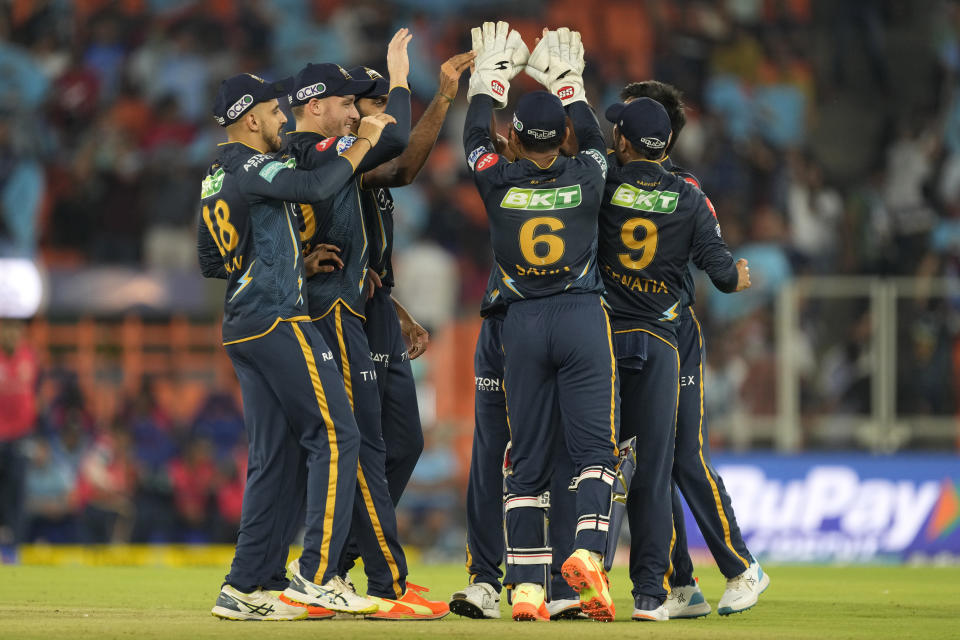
640, 136, 666, 149
527, 129, 556, 140
364, 67, 383, 79
512, 113, 523, 131
227, 94, 254, 120
338, 65, 352, 79
295, 83, 326, 101
245, 73, 266, 83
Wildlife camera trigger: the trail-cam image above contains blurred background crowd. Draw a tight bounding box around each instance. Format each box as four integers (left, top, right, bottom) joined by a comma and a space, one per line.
1, 0, 959, 552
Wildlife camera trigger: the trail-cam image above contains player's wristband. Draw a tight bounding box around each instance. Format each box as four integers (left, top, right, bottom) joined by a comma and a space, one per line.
357, 137, 373, 149
437, 92, 454, 104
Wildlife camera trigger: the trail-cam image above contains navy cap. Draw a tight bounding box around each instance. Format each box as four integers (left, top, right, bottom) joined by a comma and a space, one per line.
605, 97, 671, 153
289, 63, 377, 106
212, 73, 294, 126
348, 66, 390, 98
512, 91, 566, 146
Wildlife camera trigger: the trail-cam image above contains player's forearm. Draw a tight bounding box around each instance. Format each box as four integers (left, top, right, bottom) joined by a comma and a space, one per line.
197, 219, 229, 279
464, 95, 495, 159
565, 102, 604, 153
358, 87, 412, 173
364, 93, 451, 189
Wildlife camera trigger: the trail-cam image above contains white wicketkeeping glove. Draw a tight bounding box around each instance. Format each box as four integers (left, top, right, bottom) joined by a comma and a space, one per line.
468, 21, 527, 108
525, 27, 586, 106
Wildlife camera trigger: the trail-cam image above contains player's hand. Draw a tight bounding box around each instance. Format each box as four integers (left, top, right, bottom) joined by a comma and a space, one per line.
386, 28, 413, 88
467, 21, 525, 108
526, 27, 586, 105
304, 244, 342, 276
399, 314, 430, 359
735, 258, 751, 291
365, 268, 382, 300
357, 113, 397, 147
438, 51, 476, 101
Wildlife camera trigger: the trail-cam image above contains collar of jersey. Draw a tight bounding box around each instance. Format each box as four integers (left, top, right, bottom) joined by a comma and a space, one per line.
517, 154, 560, 171
217, 140, 268, 155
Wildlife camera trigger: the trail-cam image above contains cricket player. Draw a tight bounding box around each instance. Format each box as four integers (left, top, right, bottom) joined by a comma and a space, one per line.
598, 96, 751, 621
618, 80, 770, 618
282, 29, 448, 619
199, 72, 393, 621
349, 50, 474, 506
464, 23, 621, 622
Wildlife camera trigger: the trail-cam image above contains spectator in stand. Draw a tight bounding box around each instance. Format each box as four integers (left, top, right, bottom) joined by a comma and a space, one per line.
191, 391, 245, 462
0, 319, 39, 555
24, 436, 78, 543
168, 438, 217, 543
76, 421, 136, 543
212, 451, 246, 543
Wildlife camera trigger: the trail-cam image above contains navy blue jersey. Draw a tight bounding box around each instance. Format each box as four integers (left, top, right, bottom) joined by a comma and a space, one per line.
464, 97, 608, 304
479, 266, 505, 318
197, 141, 354, 344
598, 158, 737, 345
662, 157, 711, 310
361, 186, 396, 288
284, 87, 410, 319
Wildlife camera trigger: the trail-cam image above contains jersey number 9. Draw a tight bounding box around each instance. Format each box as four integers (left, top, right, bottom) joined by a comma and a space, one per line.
519, 216, 565, 266
618, 217, 658, 270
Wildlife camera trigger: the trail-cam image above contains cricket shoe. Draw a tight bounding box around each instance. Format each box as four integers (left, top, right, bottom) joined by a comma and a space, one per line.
632, 595, 669, 621
449, 582, 501, 619
718, 562, 770, 616
546, 598, 587, 620
662, 579, 711, 618
278, 593, 335, 620
367, 582, 450, 620
511, 583, 550, 621
211, 585, 308, 621
282, 559, 377, 615
560, 549, 615, 622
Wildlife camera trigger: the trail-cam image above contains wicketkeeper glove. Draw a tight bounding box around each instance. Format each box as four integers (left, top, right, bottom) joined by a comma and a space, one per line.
525, 27, 587, 106
467, 21, 528, 108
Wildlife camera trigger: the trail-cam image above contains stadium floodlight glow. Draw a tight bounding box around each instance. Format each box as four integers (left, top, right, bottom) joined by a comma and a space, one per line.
0, 258, 44, 318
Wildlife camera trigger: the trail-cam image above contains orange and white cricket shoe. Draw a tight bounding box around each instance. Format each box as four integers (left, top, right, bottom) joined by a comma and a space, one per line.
278, 593, 336, 620
511, 583, 550, 621
561, 549, 616, 622
366, 582, 450, 620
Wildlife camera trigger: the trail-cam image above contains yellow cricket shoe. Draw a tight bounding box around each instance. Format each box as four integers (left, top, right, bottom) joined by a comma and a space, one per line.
366, 582, 451, 620
511, 583, 550, 621
561, 549, 616, 622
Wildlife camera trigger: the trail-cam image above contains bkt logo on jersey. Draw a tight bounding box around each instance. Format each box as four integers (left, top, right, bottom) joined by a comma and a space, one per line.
611, 184, 679, 213
501, 185, 582, 210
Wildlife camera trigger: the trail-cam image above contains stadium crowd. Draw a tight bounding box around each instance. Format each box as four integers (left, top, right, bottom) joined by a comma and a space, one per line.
1, 0, 959, 548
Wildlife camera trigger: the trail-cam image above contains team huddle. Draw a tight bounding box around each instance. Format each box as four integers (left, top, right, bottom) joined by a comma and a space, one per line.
199, 21, 769, 624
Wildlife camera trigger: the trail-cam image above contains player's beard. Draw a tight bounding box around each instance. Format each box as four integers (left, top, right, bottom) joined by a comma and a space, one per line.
263, 125, 282, 152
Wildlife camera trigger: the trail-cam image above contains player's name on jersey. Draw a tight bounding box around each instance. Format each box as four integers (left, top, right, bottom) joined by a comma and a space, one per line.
501, 185, 582, 210
611, 184, 679, 213
516, 263, 572, 277
602, 264, 669, 294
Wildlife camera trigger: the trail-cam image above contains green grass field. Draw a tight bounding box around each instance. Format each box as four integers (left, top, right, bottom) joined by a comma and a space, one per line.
2, 563, 959, 640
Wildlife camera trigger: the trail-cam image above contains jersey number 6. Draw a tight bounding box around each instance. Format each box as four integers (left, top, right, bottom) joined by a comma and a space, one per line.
519, 216, 565, 266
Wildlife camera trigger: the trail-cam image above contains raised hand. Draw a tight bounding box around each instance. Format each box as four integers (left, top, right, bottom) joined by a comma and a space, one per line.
438, 51, 476, 100
386, 28, 413, 88
357, 112, 398, 147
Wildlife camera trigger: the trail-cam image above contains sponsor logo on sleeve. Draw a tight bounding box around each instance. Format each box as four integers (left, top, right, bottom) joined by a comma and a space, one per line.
467, 146, 488, 170
315, 137, 336, 152
501, 185, 582, 210
610, 184, 679, 213
582, 149, 607, 179
258, 157, 297, 183
336, 136, 356, 154
242, 154, 271, 172
682, 175, 701, 189
475, 152, 499, 172
705, 196, 717, 219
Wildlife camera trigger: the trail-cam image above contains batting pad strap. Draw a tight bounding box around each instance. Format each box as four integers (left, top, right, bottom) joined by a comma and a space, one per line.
569, 465, 617, 490
506, 547, 553, 565
504, 493, 550, 512
576, 514, 610, 535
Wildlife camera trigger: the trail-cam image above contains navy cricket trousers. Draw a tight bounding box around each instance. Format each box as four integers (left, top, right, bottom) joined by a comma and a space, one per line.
364, 287, 424, 505
314, 304, 408, 599
615, 328, 679, 603
464, 313, 578, 599
500, 294, 620, 586
224, 319, 360, 592
669, 308, 752, 585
